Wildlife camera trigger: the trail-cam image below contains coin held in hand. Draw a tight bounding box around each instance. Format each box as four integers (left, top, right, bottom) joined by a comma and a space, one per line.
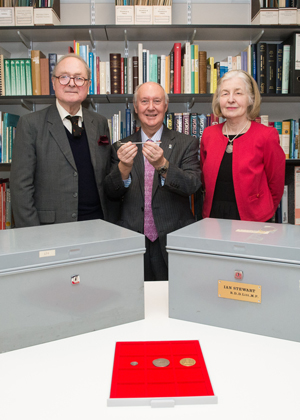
152, 358, 170, 367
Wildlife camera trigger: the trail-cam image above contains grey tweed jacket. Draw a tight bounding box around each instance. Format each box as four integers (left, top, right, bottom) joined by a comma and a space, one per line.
10, 105, 115, 227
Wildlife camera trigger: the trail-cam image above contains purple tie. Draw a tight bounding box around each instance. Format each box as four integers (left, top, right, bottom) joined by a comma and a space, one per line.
144, 141, 158, 242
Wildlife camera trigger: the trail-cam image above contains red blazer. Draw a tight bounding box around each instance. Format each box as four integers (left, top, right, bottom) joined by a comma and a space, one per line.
200, 121, 286, 222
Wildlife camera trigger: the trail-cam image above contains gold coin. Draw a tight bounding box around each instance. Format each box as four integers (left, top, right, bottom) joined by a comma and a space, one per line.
180, 358, 196, 367
152, 358, 170, 367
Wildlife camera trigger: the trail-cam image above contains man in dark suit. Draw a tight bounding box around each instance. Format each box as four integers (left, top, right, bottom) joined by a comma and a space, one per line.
105, 82, 201, 281
10, 54, 116, 228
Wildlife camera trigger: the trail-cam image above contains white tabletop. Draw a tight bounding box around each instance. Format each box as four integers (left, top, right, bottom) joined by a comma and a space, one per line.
0, 281, 299, 420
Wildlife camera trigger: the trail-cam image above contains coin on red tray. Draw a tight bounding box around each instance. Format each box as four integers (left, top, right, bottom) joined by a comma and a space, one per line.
152, 358, 170, 367
180, 358, 196, 367
130, 361, 138, 366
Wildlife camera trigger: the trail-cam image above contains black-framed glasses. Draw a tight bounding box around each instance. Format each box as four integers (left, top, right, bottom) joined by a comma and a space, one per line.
53, 75, 89, 87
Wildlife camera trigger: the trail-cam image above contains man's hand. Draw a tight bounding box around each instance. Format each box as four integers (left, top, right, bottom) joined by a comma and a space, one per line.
143, 141, 165, 170
117, 142, 138, 180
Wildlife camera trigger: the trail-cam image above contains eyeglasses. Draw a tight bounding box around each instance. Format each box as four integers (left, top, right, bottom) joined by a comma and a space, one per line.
53, 75, 89, 87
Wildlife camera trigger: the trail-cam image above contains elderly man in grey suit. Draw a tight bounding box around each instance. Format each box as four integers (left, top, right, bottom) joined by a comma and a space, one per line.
105, 82, 201, 281
11, 54, 115, 228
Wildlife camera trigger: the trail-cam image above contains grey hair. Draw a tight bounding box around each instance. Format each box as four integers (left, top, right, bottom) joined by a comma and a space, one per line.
52, 53, 91, 80
133, 82, 169, 106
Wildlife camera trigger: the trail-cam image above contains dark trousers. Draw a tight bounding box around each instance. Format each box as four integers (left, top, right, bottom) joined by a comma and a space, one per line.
144, 237, 168, 281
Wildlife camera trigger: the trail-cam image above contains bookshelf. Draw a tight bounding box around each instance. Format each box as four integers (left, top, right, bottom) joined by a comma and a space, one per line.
1, 23, 300, 223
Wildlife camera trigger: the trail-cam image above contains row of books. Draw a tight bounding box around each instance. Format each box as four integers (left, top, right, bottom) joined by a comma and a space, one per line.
0, 179, 13, 230
0, 112, 20, 163
0, 0, 55, 6
260, 1, 298, 7
0, 40, 297, 97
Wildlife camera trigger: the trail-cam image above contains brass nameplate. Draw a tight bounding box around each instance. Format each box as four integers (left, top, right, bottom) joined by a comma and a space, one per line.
218, 280, 261, 304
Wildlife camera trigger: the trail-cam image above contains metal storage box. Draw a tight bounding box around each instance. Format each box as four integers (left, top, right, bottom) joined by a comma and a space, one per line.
167, 218, 300, 342
0, 220, 145, 353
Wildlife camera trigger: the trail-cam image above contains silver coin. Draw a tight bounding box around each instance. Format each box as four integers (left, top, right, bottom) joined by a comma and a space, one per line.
130, 361, 138, 366
152, 358, 170, 367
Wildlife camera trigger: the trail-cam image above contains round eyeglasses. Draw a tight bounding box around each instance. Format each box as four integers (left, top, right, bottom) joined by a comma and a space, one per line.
53, 75, 89, 87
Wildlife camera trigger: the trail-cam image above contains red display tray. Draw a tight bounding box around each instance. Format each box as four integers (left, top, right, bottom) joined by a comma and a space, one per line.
108, 340, 217, 407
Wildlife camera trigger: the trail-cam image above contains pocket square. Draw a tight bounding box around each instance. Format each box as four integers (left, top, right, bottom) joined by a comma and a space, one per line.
98, 135, 110, 145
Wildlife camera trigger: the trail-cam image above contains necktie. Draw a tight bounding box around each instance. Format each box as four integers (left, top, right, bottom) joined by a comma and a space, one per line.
144, 141, 158, 242
66, 115, 82, 138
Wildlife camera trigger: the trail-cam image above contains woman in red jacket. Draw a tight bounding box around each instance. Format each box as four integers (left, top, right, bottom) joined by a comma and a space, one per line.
200, 70, 285, 222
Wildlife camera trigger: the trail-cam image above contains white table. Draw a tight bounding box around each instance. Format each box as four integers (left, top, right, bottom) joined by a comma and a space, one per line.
0, 281, 299, 420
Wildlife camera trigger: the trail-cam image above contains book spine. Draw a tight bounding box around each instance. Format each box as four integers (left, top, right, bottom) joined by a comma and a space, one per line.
199, 51, 207, 94
15, 59, 21, 96
282, 120, 291, 158
48, 53, 57, 95
124, 57, 127, 94
258, 42, 267, 94
110, 53, 121, 95
5, 184, 11, 229
25, 59, 33, 96
160, 55, 166, 90
125, 108, 131, 137
31, 50, 45, 96
138, 43, 143, 85
100, 61, 106, 95
282, 45, 290, 94
281, 185, 288, 223
191, 44, 195, 94
266, 43, 276, 93
189, 113, 198, 138
173, 43, 181, 94
149, 54, 157, 83
121, 57, 124, 94
182, 112, 190, 136
4, 59, 11, 96
10, 59, 16, 95
105, 61, 111, 94
128, 56, 133, 95
275, 44, 283, 94
174, 113, 183, 133
89, 52, 94, 95
40, 57, 50, 96
157, 56, 161, 85
20, 59, 26, 96
194, 44, 199, 94
132, 56, 138, 93
142, 50, 147, 84
166, 112, 174, 130
96, 56, 100, 95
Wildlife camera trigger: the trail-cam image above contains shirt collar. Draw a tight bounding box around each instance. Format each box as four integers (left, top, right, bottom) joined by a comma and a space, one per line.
56, 99, 83, 124
141, 125, 163, 144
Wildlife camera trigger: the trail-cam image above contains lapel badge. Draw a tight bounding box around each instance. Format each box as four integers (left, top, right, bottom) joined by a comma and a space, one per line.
169, 144, 172, 149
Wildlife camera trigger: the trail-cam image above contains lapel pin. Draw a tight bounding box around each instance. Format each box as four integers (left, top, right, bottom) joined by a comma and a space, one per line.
169, 144, 172, 149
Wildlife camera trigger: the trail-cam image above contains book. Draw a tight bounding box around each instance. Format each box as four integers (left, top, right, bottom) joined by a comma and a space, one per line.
274, 121, 283, 151
183, 112, 190, 135
120, 57, 124, 94
127, 56, 133, 95
173, 43, 181, 94
138, 42, 143, 85
31, 50, 46, 95
15, 59, 21, 96
257, 42, 267, 94
194, 44, 199, 94
40, 57, 50, 95
160, 55, 166, 90
191, 44, 195, 94
165, 54, 170, 94
282, 119, 291, 158
1, 113, 19, 163
124, 57, 127, 94
207, 57, 214, 94
266, 43, 276, 93
105, 61, 111, 94
199, 51, 207, 94
25, 58, 33, 96
166, 112, 174, 130
142, 49, 147, 84
132, 56, 138, 93
99, 61, 106, 95
149, 54, 158, 83
174, 113, 183, 133
125, 107, 131, 137
275, 43, 283, 94
182, 42, 191, 94
169, 51, 174, 93
89, 52, 94, 95
19, 59, 26, 96
96, 56, 100, 95
282, 44, 291, 94
281, 185, 288, 224
190, 113, 199, 139
5, 184, 12, 229
48, 53, 57, 95
294, 166, 300, 225
4, 59, 11, 96
0, 46, 11, 96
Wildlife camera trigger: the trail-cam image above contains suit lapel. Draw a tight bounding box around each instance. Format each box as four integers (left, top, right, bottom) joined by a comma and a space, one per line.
83, 108, 97, 169
152, 125, 175, 196
132, 131, 145, 196
47, 105, 77, 170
